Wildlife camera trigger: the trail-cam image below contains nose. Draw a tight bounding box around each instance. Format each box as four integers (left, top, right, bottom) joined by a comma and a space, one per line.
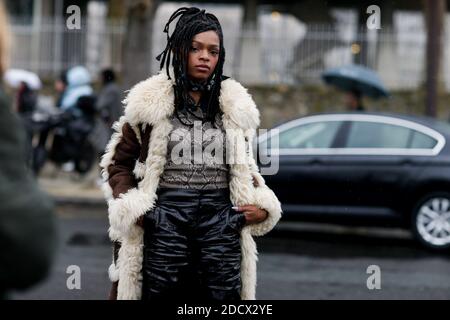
199, 49, 210, 61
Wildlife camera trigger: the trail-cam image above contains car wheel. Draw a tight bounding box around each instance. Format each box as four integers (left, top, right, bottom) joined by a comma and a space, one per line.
412, 192, 450, 251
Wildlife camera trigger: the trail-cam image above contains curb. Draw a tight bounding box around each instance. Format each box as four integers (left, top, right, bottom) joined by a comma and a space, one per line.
51, 195, 107, 207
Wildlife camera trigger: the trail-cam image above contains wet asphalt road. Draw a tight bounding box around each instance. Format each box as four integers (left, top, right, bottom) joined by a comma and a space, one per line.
11, 204, 450, 300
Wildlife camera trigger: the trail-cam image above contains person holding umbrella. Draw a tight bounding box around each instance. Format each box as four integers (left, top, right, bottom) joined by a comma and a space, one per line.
345, 89, 365, 111
322, 64, 389, 111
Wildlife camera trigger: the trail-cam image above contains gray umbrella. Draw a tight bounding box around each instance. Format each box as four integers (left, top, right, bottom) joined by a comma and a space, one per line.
322, 64, 389, 99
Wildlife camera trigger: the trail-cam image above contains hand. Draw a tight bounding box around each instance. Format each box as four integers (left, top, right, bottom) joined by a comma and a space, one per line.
135, 216, 144, 228
233, 205, 268, 225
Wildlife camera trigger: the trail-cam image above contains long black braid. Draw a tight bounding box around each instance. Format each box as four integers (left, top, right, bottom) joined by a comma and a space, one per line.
156, 7, 228, 128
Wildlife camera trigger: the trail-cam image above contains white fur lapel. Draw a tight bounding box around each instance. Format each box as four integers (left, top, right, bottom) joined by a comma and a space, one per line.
122, 68, 261, 130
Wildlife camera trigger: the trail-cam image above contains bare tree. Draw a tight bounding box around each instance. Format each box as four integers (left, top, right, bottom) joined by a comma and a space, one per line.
121, 0, 159, 89
424, 0, 446, 117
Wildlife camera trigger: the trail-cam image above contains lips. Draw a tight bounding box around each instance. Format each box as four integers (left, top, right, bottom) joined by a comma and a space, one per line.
195, 65, 210, 71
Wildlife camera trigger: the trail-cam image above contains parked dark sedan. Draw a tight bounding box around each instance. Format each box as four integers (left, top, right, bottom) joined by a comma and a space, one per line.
258, 112, 450, 251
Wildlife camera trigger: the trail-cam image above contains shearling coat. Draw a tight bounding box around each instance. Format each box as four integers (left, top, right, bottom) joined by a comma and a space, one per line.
99, 68, 282, 300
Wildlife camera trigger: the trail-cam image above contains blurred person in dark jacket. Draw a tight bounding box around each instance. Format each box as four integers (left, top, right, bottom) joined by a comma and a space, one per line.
96, 68, 122, 128
0, 0, 57, 299
54, 70, 68, 109
92, 68, 122, 163
16, 81, 37, 114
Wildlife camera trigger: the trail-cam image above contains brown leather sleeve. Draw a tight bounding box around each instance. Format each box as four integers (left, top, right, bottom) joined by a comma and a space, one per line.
109, 240, 120, 300
107, 122, 141, 199
109, 281, 118, 300
138, 123, 151, 163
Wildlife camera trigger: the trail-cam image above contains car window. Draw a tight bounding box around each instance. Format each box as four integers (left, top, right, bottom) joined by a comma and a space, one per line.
410, 131, 437, 149
274, 121, 342, 149
346, 121, 412, 148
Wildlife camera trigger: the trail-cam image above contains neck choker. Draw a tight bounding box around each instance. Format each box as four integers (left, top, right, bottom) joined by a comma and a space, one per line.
187, 77, 215, 92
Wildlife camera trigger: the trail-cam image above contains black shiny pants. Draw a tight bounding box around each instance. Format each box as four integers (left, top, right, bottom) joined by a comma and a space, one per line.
141, 187, 247, 301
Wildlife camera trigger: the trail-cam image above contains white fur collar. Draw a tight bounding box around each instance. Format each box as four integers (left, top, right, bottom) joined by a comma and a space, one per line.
122, 68, 260, 130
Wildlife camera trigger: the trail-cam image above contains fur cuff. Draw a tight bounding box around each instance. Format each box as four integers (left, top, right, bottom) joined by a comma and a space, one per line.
246, 185, 282, 236
133, 160, 146, 180
108, 262, 120, 282
108, 226, 122, 242
107, 188, 153, 239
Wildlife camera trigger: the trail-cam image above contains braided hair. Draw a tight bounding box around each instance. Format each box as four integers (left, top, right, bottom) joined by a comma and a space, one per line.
156, 7, 227, 128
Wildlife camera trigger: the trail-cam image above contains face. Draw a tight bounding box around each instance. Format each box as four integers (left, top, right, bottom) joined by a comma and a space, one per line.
187, 30, 220, 82
55, 80, 66, 93
344, 92, 359, 109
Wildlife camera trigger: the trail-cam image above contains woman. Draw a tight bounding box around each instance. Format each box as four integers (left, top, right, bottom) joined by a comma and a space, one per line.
100, 7, 282, 301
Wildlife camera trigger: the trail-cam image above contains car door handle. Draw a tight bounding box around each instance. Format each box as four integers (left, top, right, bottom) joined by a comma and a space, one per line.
308, 158, 322, 165
400, 159, 412, 165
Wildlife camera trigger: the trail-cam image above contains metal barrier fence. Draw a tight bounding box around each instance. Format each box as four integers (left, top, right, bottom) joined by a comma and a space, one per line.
8, 17, 440, 90
9, 17, 124, 80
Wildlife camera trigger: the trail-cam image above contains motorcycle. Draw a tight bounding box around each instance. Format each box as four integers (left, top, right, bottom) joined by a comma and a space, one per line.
27, 95, 97, 175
